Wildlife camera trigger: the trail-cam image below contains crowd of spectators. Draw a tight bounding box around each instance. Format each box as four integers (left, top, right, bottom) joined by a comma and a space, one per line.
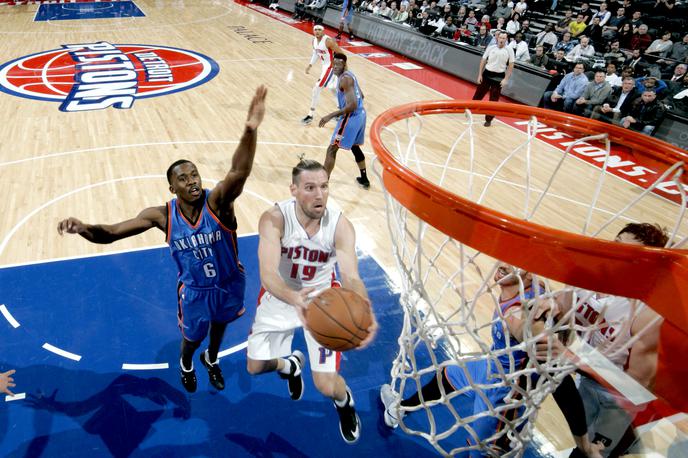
320, 0, 688, 134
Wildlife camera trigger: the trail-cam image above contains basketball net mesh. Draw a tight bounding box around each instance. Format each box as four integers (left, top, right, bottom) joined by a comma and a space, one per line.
373, 108, 686, 457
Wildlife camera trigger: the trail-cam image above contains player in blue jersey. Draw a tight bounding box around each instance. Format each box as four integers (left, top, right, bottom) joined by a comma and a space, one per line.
57, 85, 267, 393
380, 264, 604, 457
335, 0, 356, 41
318, 53, 370, 189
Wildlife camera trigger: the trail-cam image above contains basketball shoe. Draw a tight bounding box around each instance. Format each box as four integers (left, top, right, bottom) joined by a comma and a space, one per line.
200, 350, 225, 391
335, 387, 361, 444
380, 383, 401, 428
180, 360, 197, 393
279, 350, 305, 400
301, 115, 313, 125
355, 176, 370, 189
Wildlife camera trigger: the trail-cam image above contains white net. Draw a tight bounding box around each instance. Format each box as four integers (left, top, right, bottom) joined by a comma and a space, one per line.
372, 105, 687, 457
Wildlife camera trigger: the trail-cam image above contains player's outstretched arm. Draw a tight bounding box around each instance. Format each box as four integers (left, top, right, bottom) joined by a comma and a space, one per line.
257, 207, 313, 310
334, 216, 378, 347
209, 85, 268, 210
57, 206, 167, 244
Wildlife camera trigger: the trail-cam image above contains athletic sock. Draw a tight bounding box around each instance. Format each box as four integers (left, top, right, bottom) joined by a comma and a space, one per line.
278, 358, 294, 375
180, 357, 193, 372
360, 168, 368, 180
334, 389, 351, 408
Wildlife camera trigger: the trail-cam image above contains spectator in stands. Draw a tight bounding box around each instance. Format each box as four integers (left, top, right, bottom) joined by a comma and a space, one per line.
513, 0, 528, 16
387, 1, 399, 19
480, 14, 492, 31
465, 9, 479, 31
625, 49, 649, 76
630, 24, 652, 53
607, 0, 622, 15
620, 89, 665, 134
573, 69, 613, 116
628, 10, 643, 32
520, 19, 533, 43
294, 0, 307, 19
454, 23, 474, 43
636, 75, 668, 95
426, 0, 439, 17
569, 14, 588, 38
455, 5, 467, 24
555, 10, 574, 34
440, 3, 452, 20
530, 45, 550, 68
554, 31, 577, 54
543, 62, 589, 112
484, 0, 498, 17
605, 40, 626, 66
665, 63, 687, 83
566, 36, 596, 63
440, 16, 457, 38
535, 24, 558, 48
494, 17, 507, 34
578, 2, 594, 23
509, 32, 530, 62
506, 12, 521, 36
664, 73, 688, 114
584, 16, 604, 46
602, 6, 626, 40
476, 24, 496, 48
305, 0, 327, 24
591, 76, 639, 123
393, 4, 409, 22
377, 1, 393, 18
605, 62, 623, 86
651, 0, 675, 18
646, 31, 674, 59
548, 49, 571, 75
618, 22, 634, 49
415, 11, 436, 34
494, 0, 512, 19
592, 2, 612, 26
666, 34, 688, 63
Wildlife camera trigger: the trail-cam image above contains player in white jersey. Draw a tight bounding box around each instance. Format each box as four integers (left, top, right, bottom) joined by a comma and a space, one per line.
538, 223, 667, 456
301, 25, 345, 125
246, 159, 377, 444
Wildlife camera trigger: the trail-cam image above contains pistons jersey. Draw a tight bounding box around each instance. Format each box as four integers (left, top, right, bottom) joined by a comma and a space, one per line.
166, 190, 242, 289
313, 35, 333, 67
277, 198, 341, 291
574, 291, 642, 369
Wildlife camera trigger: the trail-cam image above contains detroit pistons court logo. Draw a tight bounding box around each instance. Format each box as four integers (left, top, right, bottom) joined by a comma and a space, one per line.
0, 42, 219, 112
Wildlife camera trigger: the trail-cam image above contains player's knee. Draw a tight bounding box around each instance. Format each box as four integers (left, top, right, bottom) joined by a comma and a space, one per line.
351, 145, 365, 163
312, 372, 338, 398
246, 358, 268, 375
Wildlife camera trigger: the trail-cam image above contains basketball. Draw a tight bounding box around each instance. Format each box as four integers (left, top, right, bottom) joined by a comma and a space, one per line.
305, 288, 372, 351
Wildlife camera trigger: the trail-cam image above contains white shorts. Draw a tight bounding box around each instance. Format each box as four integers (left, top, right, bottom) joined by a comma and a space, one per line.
247, 290, 341, 373
316, 64, 337, 89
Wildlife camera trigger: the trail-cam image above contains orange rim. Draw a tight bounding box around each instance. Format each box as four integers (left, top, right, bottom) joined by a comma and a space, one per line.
370, 100, 688, 331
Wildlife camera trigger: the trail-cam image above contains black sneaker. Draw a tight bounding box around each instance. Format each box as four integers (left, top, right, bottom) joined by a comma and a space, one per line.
335, 388, 361, 444
483, 119, 492, 127
180, 364, 197, 393
301, 115, 313, 125
335, 33, 342, 40
278, 350, 305, 401
200, 350, 225, 391
355, 177, 370, 189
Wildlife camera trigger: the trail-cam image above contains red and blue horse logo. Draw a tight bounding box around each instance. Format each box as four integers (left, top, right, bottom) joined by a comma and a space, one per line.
0, 42, 219, 112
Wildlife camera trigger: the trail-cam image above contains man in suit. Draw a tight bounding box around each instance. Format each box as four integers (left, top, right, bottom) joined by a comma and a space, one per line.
590, 76, 638, 123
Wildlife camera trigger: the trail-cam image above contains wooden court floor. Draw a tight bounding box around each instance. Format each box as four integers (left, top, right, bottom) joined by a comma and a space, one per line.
1, 1, 686, 456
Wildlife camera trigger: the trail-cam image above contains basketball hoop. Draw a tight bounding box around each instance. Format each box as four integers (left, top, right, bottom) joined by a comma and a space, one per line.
370, 100, 688, 456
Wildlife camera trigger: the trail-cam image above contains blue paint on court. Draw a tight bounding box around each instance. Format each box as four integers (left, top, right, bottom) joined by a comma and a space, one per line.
34, 1, 145, 22
0, 236, 548, 457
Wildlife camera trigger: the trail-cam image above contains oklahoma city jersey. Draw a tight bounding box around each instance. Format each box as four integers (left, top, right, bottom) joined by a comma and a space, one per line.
337, 70, 364, 114
492, 284, 541, 370
277, 198, 341, 291
574, 291, 641, 368
167, 190, 243, 290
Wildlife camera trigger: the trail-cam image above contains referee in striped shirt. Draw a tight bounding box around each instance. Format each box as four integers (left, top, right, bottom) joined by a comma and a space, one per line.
473, 32, 515, 127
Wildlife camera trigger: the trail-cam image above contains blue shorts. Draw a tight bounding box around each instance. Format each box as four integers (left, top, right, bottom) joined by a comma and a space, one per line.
341, 8, 353, 24
445, 360, 525, 455
330, 109, 366, 150
176, 270, 246, 342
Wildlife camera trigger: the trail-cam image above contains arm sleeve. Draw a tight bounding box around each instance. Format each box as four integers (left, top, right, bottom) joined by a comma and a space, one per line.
552, 374, 588, 437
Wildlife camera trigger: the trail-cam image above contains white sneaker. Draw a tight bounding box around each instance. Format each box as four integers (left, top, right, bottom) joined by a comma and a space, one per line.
269, 2, 279, 9
379, 383, 401, 428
